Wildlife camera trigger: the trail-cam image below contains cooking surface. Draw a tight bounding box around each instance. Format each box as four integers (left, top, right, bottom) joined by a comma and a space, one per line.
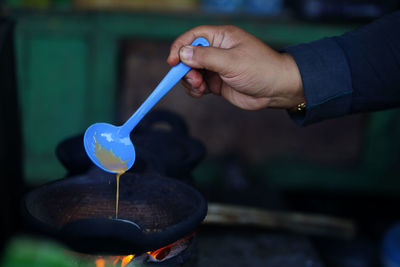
26, 171, 203, 229
23, 170, 207, 255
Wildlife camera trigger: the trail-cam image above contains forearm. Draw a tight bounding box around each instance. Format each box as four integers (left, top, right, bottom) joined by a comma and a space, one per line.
336, 11, 400, 113
283, 11, 400, 126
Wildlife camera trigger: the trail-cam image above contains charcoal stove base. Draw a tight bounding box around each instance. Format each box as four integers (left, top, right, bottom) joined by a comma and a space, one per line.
108, 227, 325, 266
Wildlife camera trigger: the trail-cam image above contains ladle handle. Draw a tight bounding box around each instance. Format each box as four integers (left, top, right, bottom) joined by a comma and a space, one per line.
120, 37, 210, 136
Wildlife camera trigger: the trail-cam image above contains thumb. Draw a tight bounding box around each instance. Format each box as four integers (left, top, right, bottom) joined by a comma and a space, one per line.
179, 45, 232, 74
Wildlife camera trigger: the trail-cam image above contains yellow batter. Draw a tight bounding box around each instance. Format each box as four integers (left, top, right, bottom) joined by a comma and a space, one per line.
94, 135, 128, 218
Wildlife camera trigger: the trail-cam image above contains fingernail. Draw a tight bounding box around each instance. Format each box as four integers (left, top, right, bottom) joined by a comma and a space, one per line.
180, 46, 193, 61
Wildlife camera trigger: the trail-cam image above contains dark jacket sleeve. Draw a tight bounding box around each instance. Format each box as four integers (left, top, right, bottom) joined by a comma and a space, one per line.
283, 11, 400, 126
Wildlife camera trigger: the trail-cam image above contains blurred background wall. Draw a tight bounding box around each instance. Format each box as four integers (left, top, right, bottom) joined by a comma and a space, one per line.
2, 0, 400, 192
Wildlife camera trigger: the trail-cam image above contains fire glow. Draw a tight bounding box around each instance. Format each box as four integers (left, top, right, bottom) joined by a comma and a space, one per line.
94, 235, 191, 267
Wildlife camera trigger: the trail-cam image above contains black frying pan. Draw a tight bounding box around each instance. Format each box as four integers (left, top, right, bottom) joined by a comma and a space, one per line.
23, 169, 207, 255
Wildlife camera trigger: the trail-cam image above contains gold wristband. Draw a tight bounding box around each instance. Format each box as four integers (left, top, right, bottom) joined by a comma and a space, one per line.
289, 102, 306, 113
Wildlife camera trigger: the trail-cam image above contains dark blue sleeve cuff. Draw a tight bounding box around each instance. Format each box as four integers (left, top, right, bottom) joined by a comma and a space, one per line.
282, 37, 353, 126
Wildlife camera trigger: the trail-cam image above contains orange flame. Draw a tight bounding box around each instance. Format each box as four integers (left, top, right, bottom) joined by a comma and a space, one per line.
146, 232, 194, 261
147, 244, 172, 260
95, 258, 105, 267
121, 255, 134, 267
94, 234, 193, 267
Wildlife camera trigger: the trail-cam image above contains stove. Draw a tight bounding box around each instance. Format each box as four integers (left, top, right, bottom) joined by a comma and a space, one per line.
17, 110, 329, 266
90, 234, 197, 267
68, 229, 324, 267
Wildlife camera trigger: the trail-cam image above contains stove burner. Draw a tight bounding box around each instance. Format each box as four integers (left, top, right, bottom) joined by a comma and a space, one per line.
90, 234, 196, 267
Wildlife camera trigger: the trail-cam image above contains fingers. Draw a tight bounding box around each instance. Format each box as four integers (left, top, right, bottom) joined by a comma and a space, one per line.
167, 25, 217, 66
204, 71, 222, 95
182, 69, 224, 98
181, 70, 209, 98
179, 45, 233, 74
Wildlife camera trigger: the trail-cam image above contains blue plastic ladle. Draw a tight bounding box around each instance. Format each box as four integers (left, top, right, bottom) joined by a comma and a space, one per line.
84, 37, 210, 173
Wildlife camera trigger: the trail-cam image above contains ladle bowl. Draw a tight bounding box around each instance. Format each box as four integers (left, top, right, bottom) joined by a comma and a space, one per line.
84, 122, 135, 174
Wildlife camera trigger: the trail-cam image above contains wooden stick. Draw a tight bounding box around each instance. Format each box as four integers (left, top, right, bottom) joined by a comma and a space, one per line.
203, 203, 355, 239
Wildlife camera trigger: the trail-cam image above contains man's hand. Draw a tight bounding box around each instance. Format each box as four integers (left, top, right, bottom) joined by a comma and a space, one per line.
168, 25, 304, 110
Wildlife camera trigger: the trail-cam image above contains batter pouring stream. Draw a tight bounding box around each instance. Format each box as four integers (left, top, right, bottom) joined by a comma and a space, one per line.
94, 135, 128, 218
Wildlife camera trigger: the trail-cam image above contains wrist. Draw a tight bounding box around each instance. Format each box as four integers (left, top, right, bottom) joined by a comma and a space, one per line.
270, 52, 305, 109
